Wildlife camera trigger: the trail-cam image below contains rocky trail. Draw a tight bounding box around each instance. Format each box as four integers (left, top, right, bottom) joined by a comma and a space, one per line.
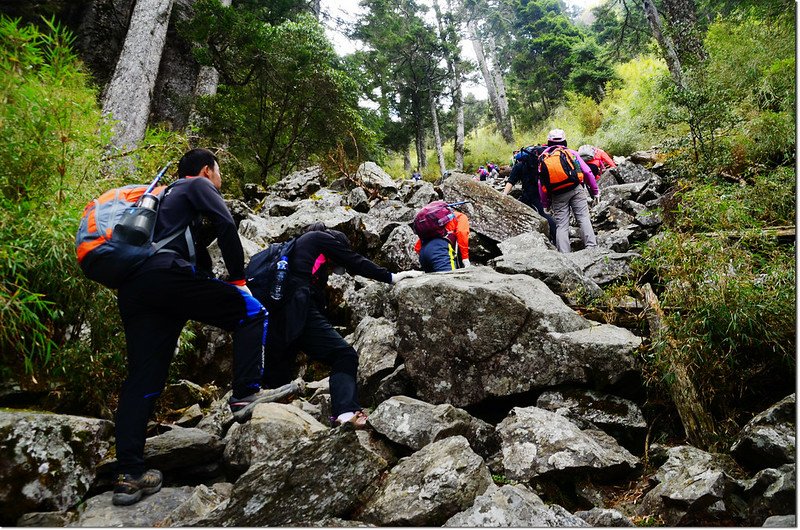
1, 158, 794, 527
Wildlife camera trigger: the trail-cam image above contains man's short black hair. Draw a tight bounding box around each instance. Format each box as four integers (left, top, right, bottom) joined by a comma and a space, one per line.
177, 148, 218, 178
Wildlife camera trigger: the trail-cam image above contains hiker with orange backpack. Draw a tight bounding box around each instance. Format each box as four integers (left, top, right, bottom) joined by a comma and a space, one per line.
413, 201, 471, 271
92, 149, 286, 506
538, 129, 599, 253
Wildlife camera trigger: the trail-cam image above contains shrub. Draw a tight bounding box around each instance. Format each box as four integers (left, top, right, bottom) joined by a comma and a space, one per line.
635, 178, 795, 436
0, 17, 185, 414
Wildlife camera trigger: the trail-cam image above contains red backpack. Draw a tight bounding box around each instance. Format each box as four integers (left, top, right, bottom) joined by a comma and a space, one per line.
413, 201, 455, 241
538, 146, 583, 194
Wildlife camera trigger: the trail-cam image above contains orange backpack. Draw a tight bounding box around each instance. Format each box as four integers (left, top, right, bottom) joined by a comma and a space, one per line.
538, 146, 583, 194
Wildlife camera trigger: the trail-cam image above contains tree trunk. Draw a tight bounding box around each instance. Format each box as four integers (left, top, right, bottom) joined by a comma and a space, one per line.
453, 83, 465, 170
640, 283, 716, 449
102, 0, 175, 152
486, 34, 511, 119
642, 0, 685, 89
187, 0, 231, 136
467, 25, 514, 143
435, 0, 465, 170
413, 97, 427, 170
429, 89, 447, 176
403, 146, 412, 172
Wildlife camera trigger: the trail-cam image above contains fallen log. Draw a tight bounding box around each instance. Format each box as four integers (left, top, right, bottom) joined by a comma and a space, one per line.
639, 283, 717, 449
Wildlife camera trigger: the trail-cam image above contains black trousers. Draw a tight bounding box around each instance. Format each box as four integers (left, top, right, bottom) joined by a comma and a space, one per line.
264, 304, 360, 418
115, 265, 266, 475
521, 188, 557, 243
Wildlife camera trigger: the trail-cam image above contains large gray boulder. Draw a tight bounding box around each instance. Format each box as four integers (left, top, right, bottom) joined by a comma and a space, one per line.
198, 429, 388, 526
574, 507, 636, 526
339, 278, 393, 329
141, 426, 224, 472
238, 203, 364, 248
406, 181, 440, 208
360, 436, 492, 526
441, 172, 549, 242
223, 403, 326, 473
637, 445, 742, 526
379, 224, 420, 271
731, 394, 795, 471
352, 317, 400, 404
368, 396, 496, 456
562, 247, 639, 286
69, 487, 195, 527
0, 411, 113, 523
739, 463, 795, 525
392, 267, 641, 406
536, 389, 647, 451
355, 162, 399, 199
445, 484, 590, 527
497, 407, 639, 481
269, 165, 324, 200
763, 515, 796, 527
491, 232, 602, 304
156, 484, 233, 527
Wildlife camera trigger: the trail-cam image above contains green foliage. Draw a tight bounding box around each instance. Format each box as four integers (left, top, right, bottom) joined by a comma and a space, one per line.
502, 0, 615, 128
181, 3, 375, 186
0, 16, 110, 388
0, 16, 170, 414
635, 175, 795, 429
589, 56, 673, 156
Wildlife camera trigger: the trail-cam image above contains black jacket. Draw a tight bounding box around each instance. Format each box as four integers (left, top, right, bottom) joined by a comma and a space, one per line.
137, 176, 244, 280
272, 230, 392, 342
508, 146, 546, 201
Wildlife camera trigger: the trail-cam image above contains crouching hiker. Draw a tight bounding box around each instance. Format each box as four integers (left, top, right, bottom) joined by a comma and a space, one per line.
246, 223, 422, 429
110, 149, 277, 506
413, 201, 471, 272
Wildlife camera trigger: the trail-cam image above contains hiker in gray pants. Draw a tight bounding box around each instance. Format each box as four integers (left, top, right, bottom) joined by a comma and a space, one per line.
538, 129, 600, 253
551, 185, 597, 252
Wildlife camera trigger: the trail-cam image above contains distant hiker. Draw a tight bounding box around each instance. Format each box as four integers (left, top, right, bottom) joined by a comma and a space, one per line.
112, 148, 275, 506
487, 163, 499, 179
538, 129, 599, 253
413, 201, 471, 271
247, 223, 421, 429
577, 144, 617, 182
411, 170, 422, 181
475, 166, 489, 181
511, 149, 520, 166
504, 145, 557, 243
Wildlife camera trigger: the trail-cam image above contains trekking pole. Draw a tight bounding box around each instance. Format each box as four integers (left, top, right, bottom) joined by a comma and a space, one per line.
143, 162, 172, 196
446, 200, 471, 208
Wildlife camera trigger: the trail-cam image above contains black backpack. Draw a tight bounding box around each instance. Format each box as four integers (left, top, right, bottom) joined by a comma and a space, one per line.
245, 238, 296, 307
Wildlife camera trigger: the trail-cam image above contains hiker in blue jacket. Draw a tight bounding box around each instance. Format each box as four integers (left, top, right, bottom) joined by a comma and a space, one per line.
112, 148, 278, 506
503, 144, 557, 243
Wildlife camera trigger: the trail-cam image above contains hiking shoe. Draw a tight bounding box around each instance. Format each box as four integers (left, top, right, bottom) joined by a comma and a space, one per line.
332, 410, 370, 430
229, 379, 305, 423
112, 469, 163, 506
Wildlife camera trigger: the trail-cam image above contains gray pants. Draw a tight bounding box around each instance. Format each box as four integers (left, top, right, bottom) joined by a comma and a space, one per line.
551, 186, 597, 253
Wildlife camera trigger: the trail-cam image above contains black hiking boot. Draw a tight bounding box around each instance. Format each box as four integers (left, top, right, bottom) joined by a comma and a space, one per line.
112, 469, 163, 506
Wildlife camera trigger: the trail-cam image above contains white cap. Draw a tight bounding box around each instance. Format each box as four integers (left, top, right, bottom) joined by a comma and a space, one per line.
578, 144, 596, 160
547, 129, 566, 142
